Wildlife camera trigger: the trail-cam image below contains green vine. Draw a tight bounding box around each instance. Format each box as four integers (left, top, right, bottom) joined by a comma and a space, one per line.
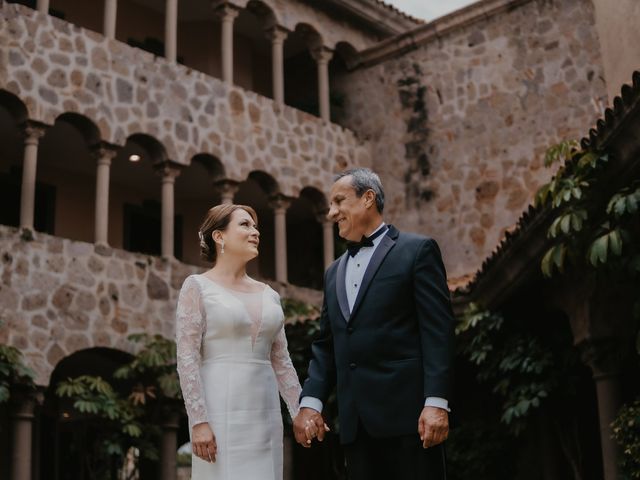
0, 341, 36, 403
457, 304, 568, 434
536, 141, 640, 477
536, 141, 640, 283
612, 399, 640, 479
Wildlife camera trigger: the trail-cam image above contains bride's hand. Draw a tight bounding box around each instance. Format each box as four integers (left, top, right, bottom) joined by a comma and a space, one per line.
192, 423, 217, 463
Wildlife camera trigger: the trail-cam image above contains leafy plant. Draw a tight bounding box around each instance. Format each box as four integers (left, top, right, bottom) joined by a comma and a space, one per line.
457, 304, 561, 434
536, 141, 640, 281
447, 420, 517, 480
612, 398, 640, 479
55, 333, 181, 480
0, 338, 36, 403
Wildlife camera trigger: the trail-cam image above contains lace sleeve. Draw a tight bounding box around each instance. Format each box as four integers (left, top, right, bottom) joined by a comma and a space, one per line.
175, 276, 208, 428
269, 290, 302, 419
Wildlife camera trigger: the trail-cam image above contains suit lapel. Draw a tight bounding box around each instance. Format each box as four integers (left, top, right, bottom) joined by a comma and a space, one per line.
335, 252, 350, 322
349, 227, 398, 321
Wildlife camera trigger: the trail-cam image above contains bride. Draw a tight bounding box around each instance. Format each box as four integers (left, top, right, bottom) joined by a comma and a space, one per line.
176, 204, 318, 479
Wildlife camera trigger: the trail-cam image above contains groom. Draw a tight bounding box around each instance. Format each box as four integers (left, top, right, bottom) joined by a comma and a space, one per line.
293, 168, 455, 479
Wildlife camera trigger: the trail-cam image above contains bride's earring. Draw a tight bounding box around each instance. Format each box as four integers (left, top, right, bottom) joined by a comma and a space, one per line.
221, 240, 225, 254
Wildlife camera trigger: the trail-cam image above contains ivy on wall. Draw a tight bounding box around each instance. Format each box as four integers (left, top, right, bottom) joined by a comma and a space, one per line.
535, 141, 640, 477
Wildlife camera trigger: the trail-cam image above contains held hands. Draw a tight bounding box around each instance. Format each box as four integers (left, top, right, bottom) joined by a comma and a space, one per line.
192, 422, 217, 463
418, 406, 449, 449
293, 407, 330, 447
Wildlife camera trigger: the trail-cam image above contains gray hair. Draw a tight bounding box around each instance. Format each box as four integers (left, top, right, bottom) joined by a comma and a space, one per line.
335, 168, 385, 213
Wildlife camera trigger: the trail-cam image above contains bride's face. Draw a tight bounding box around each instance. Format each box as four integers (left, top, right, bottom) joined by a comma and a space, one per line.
218, 209, 260, 260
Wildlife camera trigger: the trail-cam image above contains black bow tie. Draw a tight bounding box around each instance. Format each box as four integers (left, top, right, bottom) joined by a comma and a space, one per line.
346, 227, 386, 257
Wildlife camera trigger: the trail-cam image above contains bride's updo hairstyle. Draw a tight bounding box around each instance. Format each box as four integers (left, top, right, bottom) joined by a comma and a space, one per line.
198, 204, 258, 263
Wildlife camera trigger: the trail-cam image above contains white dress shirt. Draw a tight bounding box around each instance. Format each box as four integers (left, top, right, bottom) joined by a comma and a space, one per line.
300, 223, 449, 413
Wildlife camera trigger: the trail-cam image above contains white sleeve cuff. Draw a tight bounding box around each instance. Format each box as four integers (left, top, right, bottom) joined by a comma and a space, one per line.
424, 396, 450, 412
299, 396, 324, 413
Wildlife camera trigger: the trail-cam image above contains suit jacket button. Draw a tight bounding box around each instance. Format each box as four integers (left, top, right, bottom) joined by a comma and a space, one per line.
349, 363, 357, 370
347, 327, 354, 334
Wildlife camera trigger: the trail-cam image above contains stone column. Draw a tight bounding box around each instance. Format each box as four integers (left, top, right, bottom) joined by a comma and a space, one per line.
311, 47, 333, 122
214, 179, 239, 205
10, 390, 37, 480
160, 411, 180, 480
155, 161, 182, 259
581, 340, 622, 480
36, 0, 49, 14
265, 26, 288, 107
92, 144, 119, 246
317, 211, 334, 270
215, 3, 240, 84
103, 0, 118, 39
165, 0, 178, 62
19, 123, 46, 232
269, 194, 291, 284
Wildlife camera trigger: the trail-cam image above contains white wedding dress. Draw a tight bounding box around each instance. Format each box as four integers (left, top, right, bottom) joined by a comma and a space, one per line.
176, 274, 301, 479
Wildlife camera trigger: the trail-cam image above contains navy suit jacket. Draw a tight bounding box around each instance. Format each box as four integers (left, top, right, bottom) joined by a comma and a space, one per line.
301, 225, 455, 444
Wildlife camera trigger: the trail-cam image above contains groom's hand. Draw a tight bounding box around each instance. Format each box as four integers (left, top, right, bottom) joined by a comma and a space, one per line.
293, 407, 327, 447
418, 406, 449, 448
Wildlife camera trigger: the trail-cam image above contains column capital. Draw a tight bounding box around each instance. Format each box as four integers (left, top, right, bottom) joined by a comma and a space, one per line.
22, 121, 48, 145
91, 142, 119, 165
579, 337, 625, 380
213, 178, 240, 195
9, 387, 42, 420
315, 208, 331, 225
159, 408, 181, 430
310, 46, 334, 65
269, 193, 292, 212
265, 25, 289, 44
154, 160, 183, 182
213, 1, 241, 20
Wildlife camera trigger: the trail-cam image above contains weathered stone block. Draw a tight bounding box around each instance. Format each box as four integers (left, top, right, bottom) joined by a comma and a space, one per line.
52, 284, 75, 311
147, 272, 169, 300
22, 292, 47, 311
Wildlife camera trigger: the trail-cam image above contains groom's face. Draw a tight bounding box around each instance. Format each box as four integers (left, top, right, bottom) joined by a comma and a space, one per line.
328, 176, 372, 241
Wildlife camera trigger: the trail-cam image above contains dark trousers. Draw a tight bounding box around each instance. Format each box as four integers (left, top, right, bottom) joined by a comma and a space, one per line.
343, 421, 446, 480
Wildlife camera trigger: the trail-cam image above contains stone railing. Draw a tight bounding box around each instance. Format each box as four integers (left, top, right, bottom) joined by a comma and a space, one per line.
0, 225, 321, 386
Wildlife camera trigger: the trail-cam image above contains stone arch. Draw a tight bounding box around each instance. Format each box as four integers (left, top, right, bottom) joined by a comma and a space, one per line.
247, 170, 280, 196
333, 41, 360, 70
31, 112, 105, 241
287, 186, 326, 289
0, 90, 30, 229
47, 346, 134, 387
56, 112, 102, 147
176, 153, 227, 265
190, 153, 226, 181
283, 23, 325, 116
329, 42, 360, 127
245, 0, 279, 26
292, 22, 324, 49
127, 133, 169, 165
232, 170, 280, 279
299, 186, 328, 213
110, 133, 170, 257
232, 0, 282, 98
0, 89, 29, 124
39, 347, 136, 478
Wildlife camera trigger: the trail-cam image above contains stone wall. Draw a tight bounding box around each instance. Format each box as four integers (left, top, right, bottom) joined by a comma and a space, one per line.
0, 225, 199, 385
0, 3, 372, 197
335, 0, 608, 279
0, 225, 322, 386
591, 0, 640, 100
